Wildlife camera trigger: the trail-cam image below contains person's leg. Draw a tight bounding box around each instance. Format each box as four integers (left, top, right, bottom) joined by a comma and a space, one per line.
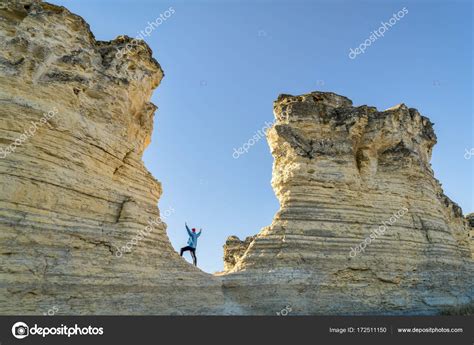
180, 246, 191, 256
190, 249, 197, 266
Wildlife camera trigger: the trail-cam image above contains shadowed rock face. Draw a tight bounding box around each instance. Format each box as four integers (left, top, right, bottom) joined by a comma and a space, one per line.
223, 235, 256, 271
0, 0, 224, 315
467, 214, 474, 256
1, 1, 472, 316
223, 92, 473, 315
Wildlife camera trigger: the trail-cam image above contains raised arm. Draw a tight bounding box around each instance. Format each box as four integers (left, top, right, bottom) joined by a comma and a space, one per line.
197, 228, 202, 237
185, 223, 192, 236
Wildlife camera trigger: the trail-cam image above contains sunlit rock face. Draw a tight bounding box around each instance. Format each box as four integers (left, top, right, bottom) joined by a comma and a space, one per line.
222, 91, 473, 315
1, 1, 471, 316
466, 213, 474, 257
0, 0, 224, 315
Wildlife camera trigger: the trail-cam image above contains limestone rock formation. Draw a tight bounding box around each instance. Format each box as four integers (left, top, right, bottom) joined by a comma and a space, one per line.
223, 92, 473, 314
466, 213, 474, 256
0, 0, 224, 315
1, 0, 472, 316
223, 235, 255, 271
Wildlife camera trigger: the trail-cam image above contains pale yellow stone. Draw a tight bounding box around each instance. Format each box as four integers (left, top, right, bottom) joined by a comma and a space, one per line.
1, 0, 472, 316
0, 0, 223, 315
223, 92, 473, 314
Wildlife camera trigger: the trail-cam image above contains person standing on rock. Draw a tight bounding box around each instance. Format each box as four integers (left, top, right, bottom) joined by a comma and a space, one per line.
180, 222, 201, 266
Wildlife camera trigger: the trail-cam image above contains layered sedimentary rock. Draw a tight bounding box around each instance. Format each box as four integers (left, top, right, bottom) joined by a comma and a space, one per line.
223, 235, 255, 271
0, 0, 224, 314
467, 213, 474, 256
1, 0, 472, 316
223, 92, 473, 314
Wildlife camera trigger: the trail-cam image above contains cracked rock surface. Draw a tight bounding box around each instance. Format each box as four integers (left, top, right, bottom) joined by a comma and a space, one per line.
223, 91, 473, 314
0, 0, 223, 315
1, 1, 472, 315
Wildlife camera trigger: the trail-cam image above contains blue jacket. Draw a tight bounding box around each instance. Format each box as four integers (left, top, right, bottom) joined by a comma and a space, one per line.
186, 225, 201, 248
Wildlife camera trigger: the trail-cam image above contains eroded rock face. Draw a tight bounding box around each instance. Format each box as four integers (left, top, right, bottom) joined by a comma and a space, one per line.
1, 1, 472, 316
466, 213, 474, 256
0, 0, 224, 315
223, 92, 473, 314
223, 235, 255, 271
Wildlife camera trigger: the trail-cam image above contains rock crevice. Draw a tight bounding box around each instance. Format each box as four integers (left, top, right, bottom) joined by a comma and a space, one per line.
1, 1, 472, 315
223, 91, 473, 314
0, 0, 223, 315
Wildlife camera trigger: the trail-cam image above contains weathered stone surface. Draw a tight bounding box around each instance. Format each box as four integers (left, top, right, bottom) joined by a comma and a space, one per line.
1, 0, 472, 316
467, 214, 474, 228
467, 213, 474, 256
223, 91, 473, 314
223, 235, 255, 271
0, 0, 224, 315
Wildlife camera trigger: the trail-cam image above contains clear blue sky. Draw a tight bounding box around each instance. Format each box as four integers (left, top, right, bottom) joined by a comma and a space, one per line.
54, 0, 472, 273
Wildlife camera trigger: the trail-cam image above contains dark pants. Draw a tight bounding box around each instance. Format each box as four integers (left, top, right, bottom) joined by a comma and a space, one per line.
180, 246, 197, 266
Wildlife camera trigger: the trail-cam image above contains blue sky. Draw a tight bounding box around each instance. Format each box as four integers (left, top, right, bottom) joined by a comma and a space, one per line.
54, 0, 472, 273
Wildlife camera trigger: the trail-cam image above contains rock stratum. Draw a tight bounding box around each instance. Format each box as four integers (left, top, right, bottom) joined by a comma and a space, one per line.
1, 0, 472, 315
223, 92, 473, 314
0, 0, 224, 315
